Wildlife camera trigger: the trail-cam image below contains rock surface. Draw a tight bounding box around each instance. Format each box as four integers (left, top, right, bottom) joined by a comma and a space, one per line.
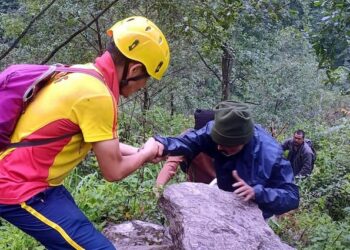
102, 220, 173, 250
158, 182, 294, 250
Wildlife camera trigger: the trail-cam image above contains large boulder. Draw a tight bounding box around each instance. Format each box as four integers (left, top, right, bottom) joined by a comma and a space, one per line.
103, 182, 294, 250
158, 182, 294, 250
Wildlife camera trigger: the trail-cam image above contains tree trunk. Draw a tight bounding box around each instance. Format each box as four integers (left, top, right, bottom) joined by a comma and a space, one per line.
221, 45, 234, 101
142, 88, 150, 112
170, 93, 175, 116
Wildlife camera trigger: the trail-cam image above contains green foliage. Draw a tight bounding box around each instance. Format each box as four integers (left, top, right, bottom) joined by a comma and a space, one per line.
0, 0, 131, 67
118, 105, 193, 143
308, 0, 350, 84
0, 220, 43, 249
271, 210, 350, 250
310, 0, 349, 69
272, 118, 350, 249
235, 27, 327, 128
299, 119, 350, 220
66, 170, 162, 228
0, 1, 19, 13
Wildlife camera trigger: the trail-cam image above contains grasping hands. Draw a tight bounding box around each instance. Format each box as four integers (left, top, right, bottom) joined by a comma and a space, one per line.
138, 138, 165, 163
150, 141, 165, 163
232, 170, 255, 202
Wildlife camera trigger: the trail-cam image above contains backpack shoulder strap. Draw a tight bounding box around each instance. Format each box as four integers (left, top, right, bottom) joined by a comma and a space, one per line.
54, 65, 105, 82
8, 132, 79, 148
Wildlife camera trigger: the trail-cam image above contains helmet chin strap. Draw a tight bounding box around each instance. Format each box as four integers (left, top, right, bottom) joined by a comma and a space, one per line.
120, 60, 130, 88
120, 60, 150, 88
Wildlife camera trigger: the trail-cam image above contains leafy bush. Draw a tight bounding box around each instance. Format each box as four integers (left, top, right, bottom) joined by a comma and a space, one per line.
272, 118, 350, 249
0, 220, 43, 250
118, 105, 193, 143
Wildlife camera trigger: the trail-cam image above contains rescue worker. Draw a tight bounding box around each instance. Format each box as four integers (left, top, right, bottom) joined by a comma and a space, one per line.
0, 16, 169, 249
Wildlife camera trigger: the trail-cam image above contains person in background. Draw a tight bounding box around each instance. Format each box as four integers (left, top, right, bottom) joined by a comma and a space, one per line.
0, 16, 169, 249
281, 130, 315, 177
154, 101, 299, 219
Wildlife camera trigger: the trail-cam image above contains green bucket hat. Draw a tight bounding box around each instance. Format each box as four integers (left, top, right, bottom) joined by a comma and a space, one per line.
210, 101, 254, 146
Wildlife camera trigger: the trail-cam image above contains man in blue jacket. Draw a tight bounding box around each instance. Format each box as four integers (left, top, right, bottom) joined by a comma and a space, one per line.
155, 101, 299, 219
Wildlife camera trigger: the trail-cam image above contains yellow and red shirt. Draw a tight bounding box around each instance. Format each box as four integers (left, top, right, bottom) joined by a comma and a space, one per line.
0, 63, 117, 204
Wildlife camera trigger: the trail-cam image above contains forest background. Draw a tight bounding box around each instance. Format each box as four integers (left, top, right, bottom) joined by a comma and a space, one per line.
0, 0, 349, 249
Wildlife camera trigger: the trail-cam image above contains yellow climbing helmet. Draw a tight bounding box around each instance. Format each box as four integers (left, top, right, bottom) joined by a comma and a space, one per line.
107, 16, 170, 80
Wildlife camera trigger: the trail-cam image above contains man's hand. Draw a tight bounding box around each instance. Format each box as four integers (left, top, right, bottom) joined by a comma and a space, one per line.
143, 140, 165, 163
232, 170, 255, 201
139, 138, 160, 162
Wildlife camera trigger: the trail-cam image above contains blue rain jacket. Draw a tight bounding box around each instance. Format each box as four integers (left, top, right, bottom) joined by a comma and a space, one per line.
155, 121, 299, 218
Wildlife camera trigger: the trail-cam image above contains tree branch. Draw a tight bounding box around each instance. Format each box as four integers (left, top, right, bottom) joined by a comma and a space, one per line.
94, 16, 104, 55
196, 50, 222, 82
68, 13, 98, 34
0, 0, 57, 61
244, 101, 260, 106
41, 0, 119, 64
63, 15, 99, 53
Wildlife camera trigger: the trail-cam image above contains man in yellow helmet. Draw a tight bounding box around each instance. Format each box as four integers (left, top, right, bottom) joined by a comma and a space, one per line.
0, 16, 169, 249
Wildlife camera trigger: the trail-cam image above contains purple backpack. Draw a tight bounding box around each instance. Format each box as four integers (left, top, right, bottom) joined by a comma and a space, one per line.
0, 64, 104, 151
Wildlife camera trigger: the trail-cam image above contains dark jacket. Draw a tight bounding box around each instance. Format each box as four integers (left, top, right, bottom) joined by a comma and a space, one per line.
281, 138, 314, 177
155, 121, 299, 219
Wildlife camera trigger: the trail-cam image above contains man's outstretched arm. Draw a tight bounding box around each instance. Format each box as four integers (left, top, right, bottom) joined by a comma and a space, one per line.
156, 156, 184, 186
93, 138, 160, 181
